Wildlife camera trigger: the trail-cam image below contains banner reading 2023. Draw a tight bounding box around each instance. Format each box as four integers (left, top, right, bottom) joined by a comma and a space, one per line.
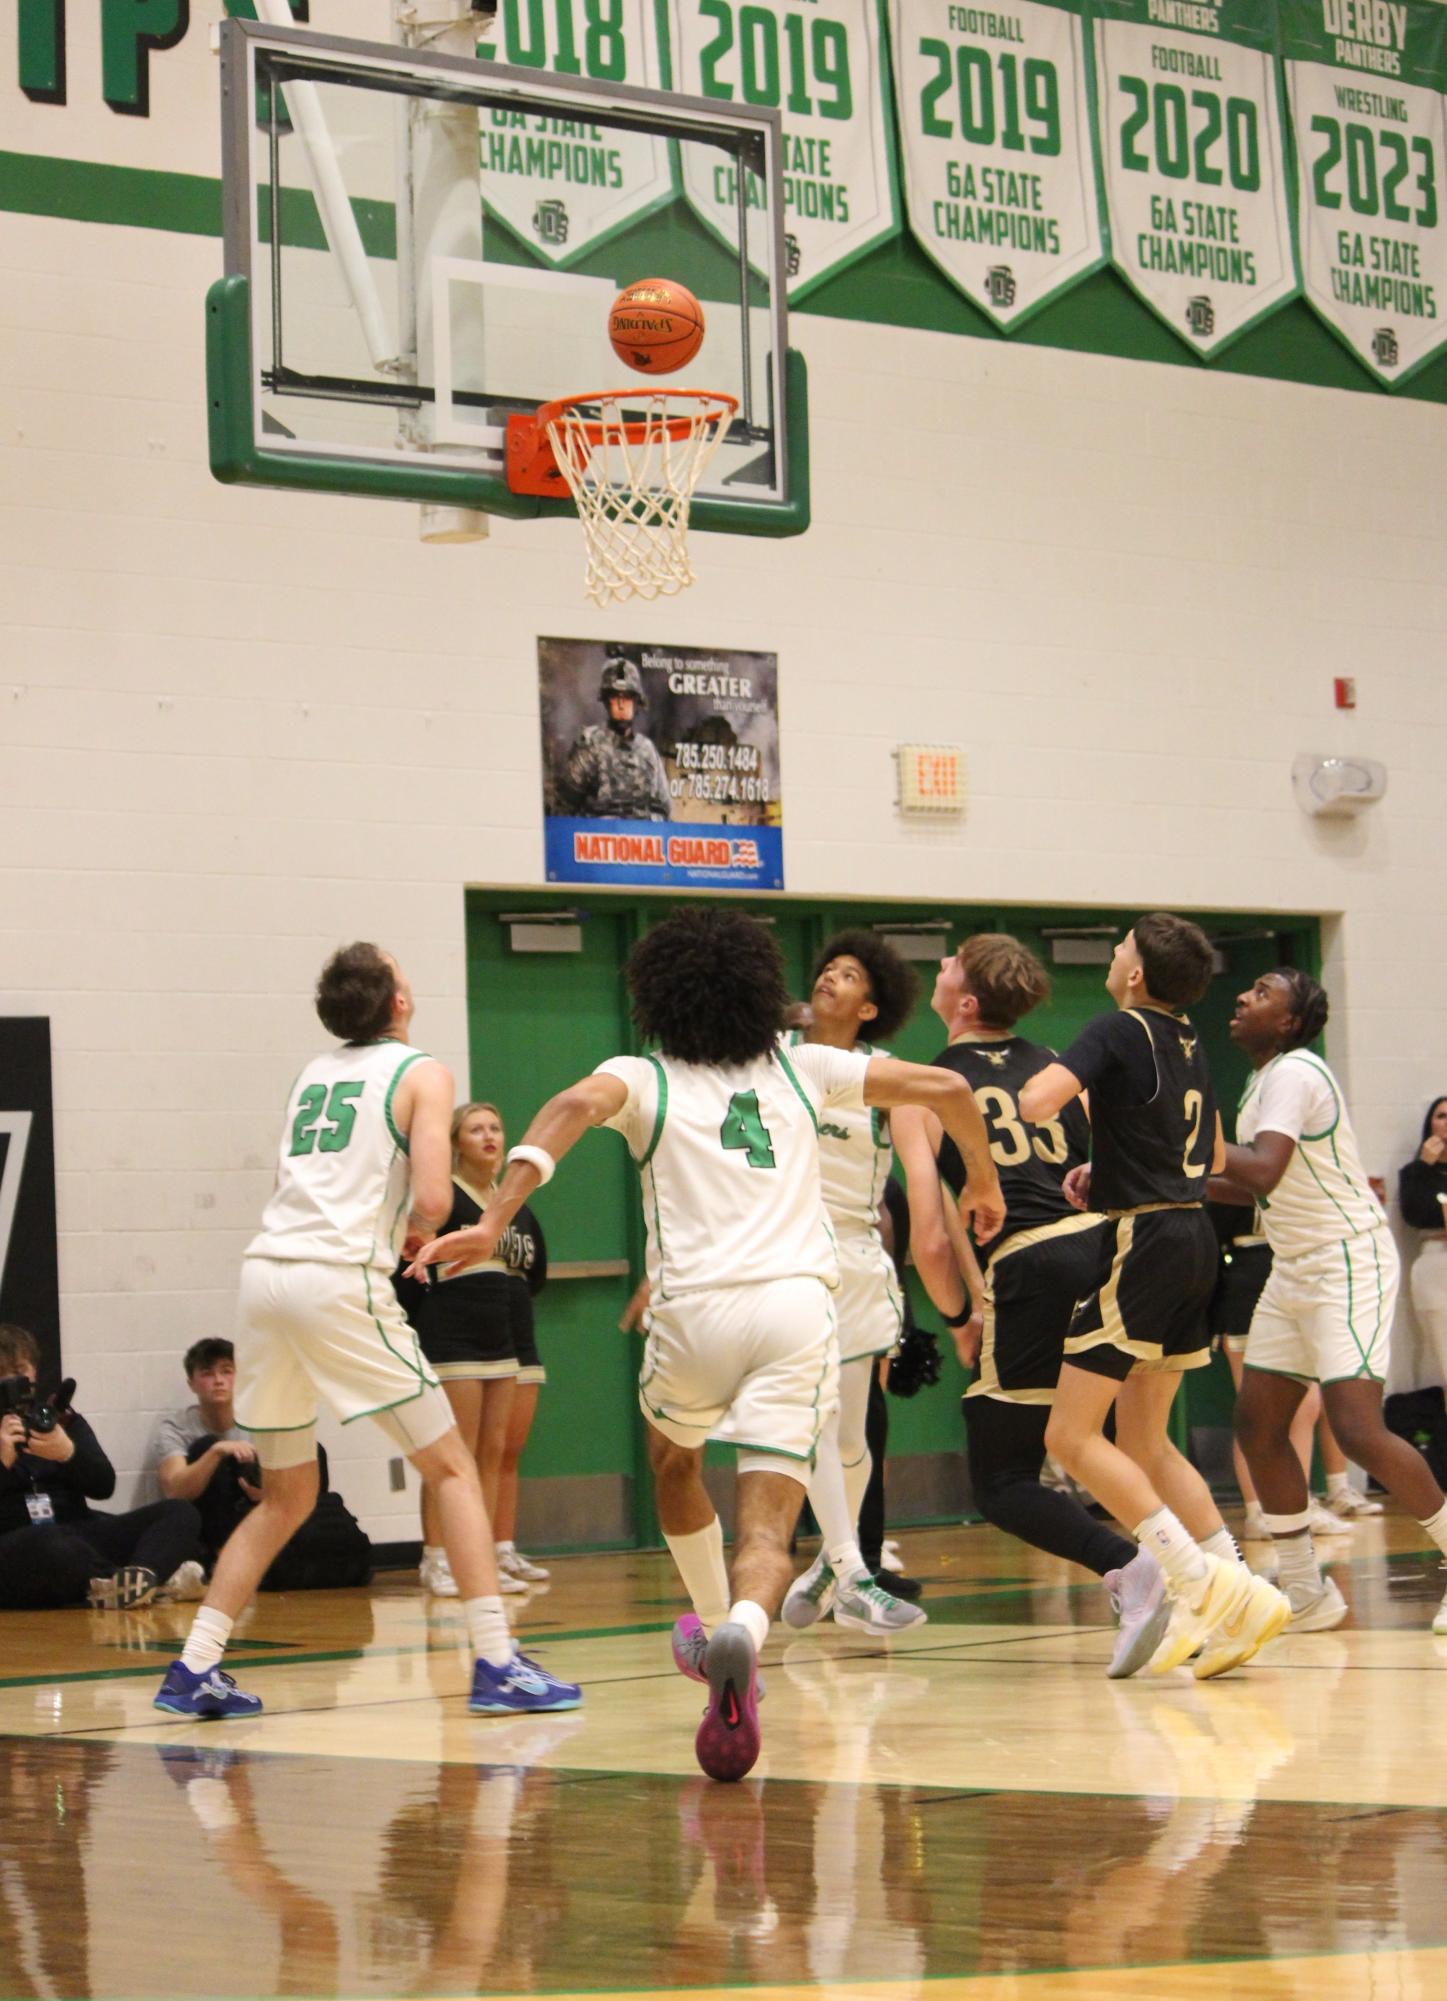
1283, 0, 1447, 386
475, 0, 672, 265
1094, 2, 1297, 357
889, 0, 1106, 330
666, 0, 901, 299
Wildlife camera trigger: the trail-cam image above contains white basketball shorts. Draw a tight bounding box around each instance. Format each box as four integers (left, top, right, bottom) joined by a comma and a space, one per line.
638, 1275, 839, 1483
235, 1256, 455, 1468
834, 1233, 904, 1363
1245, 1228, 1400, 1386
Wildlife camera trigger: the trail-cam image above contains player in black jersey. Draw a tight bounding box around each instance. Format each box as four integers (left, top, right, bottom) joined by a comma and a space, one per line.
1021, 914, 1290, 1679
892, 933, 1170, 1678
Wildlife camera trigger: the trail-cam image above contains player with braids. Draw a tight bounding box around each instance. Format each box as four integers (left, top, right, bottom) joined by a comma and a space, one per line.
780, 930, 927, 1636
1216, 968, 1447, 1637
412, 905, 1005, 1781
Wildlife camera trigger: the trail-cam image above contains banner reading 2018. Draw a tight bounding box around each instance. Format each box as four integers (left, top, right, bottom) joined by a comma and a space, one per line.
1283, 0, 1447, 386
666, 0, 901, 299
1094, 1, 1297, 357
889, 0, 1106, 330
475, 0, 673, 265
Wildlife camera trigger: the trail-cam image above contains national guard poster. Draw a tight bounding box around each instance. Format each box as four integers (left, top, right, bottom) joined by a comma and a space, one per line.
665, 0, 903, 300
889, 0, 1108, 330
539, 637, 784, 890
474, 1, 674, 265
1093, 1, 1299, 358
1282, 0, 1447, 386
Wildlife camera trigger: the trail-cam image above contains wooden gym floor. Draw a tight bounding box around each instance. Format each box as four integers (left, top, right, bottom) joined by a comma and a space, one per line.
3, 1514, 1447, 2001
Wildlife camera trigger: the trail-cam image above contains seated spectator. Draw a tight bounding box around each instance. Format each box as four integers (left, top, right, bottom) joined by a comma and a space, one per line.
0, 1323, 205, 1610
155, 1339, 260, 1563
1401, 1096, 1447, 1390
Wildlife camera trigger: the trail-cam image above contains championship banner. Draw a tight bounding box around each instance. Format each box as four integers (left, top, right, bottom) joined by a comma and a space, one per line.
1093, 1, 1298, 357
0, 1020, 62, 1381
1282, 0, 1447, 386
539, 637, 784, 890
889, 0, 1107, 330
664, 0, 902, 299
474, 0, 675, 265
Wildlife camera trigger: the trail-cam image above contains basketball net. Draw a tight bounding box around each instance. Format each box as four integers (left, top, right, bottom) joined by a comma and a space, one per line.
541, 390, 738, 606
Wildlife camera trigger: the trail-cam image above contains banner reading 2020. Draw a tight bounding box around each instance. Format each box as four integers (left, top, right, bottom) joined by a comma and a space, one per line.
666, 0, 901, 299
889, 0, 1106, 330
1094, 1, 1297, 357
1283, 0, 1447, 386
475, 0, 674, 265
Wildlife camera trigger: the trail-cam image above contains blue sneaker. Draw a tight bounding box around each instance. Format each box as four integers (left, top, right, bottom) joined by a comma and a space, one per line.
154, 1660, 263, 1719
469, 1653, 582, 1715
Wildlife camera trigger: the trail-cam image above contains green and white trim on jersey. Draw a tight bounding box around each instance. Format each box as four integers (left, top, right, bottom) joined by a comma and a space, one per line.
1238, 1048, 1385, 1261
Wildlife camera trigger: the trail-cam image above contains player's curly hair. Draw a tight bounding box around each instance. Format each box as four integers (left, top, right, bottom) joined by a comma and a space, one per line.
811, 930, 920, 1044
1270, 967, 1329, 1051
315, 942, 397, 1043
628, 906, 790, 1065
1132, 913, 1215, 1010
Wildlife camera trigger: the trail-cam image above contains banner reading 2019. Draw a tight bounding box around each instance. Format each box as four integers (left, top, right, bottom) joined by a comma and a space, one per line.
889, 0, 1107, 330
1283, 0, 1447, 386
1094, 1, 1298, 358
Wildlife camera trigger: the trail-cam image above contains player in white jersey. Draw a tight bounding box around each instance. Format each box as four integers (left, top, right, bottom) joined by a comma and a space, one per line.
155, 943, 581, 1721
780, 931, 928, 1636
412, 908, 1005, 1781
1216, 969, 1447, 1635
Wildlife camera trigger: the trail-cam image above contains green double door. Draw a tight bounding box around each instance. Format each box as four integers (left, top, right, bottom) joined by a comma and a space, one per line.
464, 891, 1317, 1549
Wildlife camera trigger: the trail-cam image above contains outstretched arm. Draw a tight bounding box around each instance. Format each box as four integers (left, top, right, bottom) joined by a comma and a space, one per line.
410, 1074, 629, 1276
863, 1057, 1005, 1243
1018, 1062, 1084, 1124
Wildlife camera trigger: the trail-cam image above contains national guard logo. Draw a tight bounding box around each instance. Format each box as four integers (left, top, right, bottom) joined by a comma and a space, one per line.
1179, 1036, 1197, 1061
1372, 327, 1399, 369
784, 234, 802, 279
980, 1049, 1009, 1069
985, 266, 1016, 309
532, 199, 570, 248
1185, 296, 1215, 339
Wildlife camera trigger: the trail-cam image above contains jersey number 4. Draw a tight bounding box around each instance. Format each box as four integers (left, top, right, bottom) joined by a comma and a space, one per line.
289, 1081, 365, 1156
719, 1090, 777, 1170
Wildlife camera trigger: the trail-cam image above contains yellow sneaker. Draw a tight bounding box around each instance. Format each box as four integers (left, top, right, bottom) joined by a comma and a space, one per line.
1146, 1554, 1251, 1674
1194, 1571, 1292, 1680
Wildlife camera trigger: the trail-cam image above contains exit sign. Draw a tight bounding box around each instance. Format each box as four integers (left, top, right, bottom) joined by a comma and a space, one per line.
896, 744, 965, 817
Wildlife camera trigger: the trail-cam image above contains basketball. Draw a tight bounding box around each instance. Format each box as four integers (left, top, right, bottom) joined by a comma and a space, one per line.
607, 278, 705, 375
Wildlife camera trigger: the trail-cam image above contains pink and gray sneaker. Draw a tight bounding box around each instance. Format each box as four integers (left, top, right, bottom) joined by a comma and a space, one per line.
695, 1622, 761, 1783
672, 1613, 709, 1682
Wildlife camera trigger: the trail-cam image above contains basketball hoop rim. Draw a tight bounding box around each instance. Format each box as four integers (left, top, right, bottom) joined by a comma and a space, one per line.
539, 387, 739, 449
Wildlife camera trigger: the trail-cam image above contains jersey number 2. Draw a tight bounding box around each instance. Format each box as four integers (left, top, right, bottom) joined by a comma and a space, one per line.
289, 1081, 364, 1156
720, 1091, 777, 1170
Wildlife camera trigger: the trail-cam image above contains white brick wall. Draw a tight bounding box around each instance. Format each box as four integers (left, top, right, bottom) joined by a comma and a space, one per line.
5, 164, 1447, 1533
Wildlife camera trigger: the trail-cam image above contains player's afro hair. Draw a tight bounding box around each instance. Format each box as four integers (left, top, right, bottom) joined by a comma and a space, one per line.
811, 930, 920, 1044
628, 906, 790, 1065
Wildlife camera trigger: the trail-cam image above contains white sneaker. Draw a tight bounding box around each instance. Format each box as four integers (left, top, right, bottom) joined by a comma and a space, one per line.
880, 1539, 905, 1573
1433, 1579, 1447, 1637
1308, 1498, 1354, 1536
499, 1545, 550, 1583
1193, 1570, 1292, 1680
1286, 1576, 1349, 1632
1325, 1485, 1383, 1519
782, 1555, 836, 1631
497, 1568, 530, 1596
1148, 1554, 1262, 1674
159, 1560, 207, 1603
419, 1551, 459, 1598
832, 1574, 927, 1633
1240, 1503, 1270, 1540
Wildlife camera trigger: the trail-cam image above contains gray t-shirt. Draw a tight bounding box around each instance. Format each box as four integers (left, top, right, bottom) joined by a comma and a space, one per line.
153, 1403, 244, 1466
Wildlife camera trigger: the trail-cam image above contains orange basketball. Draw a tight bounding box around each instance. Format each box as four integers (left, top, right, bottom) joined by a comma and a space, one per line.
608, 278, 705, 375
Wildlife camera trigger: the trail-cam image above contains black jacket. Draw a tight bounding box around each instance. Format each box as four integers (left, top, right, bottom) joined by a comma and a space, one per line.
0, 1412, 115, 1538
1400, 1158, 1447, 1231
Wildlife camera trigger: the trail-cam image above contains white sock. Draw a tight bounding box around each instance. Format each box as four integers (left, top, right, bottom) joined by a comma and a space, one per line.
180, 1605, 233, 1674
423, 1543, 445, 1563
1273, 1532, 1322, 1598
728, 1598, 770, 1655
1419, 1500, 1447, 1559
842, 1448, 873, 1533
1325, 1472, 1351, 1500
663, 1517, 731, 1636
1135, 1507, 1208, 1587
464, 1595, 513, 1668
496, 1539, 516, 1556
1200, 1526, 1242, 1566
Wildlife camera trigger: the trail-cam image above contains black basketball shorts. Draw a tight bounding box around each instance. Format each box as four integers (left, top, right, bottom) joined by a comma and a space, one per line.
967, 1213, 1109, 1404
1064, 1205, 1218, 1383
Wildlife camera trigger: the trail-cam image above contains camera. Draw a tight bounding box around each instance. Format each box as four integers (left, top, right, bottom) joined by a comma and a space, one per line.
0, 1374, 75, 1436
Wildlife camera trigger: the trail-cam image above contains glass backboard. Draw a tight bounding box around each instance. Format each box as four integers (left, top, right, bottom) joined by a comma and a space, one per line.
209, 18, 808, 535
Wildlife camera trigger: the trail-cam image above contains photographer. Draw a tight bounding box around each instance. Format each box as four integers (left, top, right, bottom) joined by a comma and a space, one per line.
0, 1323, 204, 1611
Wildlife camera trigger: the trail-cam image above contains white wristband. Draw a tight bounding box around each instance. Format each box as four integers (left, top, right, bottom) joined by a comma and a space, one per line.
506, 1144, 555, 1186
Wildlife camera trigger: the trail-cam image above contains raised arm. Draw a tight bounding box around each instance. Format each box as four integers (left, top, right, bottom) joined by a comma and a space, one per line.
1018, 1062, 1083, 1125
410, 1073, 629, 1276
863, 1057, 1005, 1243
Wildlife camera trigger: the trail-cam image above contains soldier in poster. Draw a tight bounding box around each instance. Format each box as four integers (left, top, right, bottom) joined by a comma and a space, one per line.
562, 656, 672, 823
